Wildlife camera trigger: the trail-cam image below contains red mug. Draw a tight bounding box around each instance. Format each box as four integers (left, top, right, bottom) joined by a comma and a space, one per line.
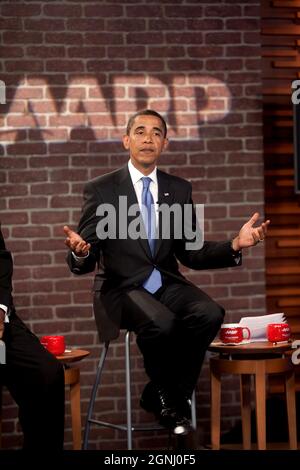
267, 323, 291, 343
40, 335, 65, 356
220, 323, 251, 344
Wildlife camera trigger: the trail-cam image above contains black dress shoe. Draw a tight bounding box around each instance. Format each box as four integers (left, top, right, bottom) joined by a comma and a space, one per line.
140, 382, 177, 428
173, 414, 191, 436
156, 388, 177, 428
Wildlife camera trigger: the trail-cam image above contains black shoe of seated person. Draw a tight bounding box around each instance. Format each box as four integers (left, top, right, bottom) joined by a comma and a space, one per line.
140, 382, 178, 429
173, 413, 192, 436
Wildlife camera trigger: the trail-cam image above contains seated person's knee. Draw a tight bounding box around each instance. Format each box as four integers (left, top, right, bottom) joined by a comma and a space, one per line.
137, 317, 175, 343
209, 302, 225, 327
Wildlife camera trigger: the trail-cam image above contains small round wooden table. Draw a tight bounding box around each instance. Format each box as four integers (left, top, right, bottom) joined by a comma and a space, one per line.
208, 341, 297, 450
56, 349, 90, 450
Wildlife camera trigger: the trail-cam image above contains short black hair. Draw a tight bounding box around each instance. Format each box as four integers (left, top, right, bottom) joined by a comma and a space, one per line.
126, 109, 167, 137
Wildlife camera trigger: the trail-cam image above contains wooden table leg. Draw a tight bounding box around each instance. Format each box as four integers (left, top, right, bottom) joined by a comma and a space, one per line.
64, 367, 82, 450
240, 374, 252, 450
285, 370, 298, 450
210, 364, 221, 450
254, 361, 266, 450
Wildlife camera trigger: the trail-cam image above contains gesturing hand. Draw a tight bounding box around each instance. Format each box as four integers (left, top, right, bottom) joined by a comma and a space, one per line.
232, 212, 270, 251
63, 225, 91, 257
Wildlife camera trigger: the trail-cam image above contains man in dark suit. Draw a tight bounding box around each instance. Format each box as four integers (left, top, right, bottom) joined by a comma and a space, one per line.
0, 227, 65, 449
64, 109, 269, 434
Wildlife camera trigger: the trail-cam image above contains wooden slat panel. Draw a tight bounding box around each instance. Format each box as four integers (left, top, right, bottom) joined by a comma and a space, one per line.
261, 8, 297, 20
267, 287, 300, 296
276, 180, 294, 186
265, 169, 293, 175
263, 0, 300, 343
267, 248, 300, 258
267, 275, 300, 286
267, 266, 300, 274
262, 7, 295, 19
266, 215, 300, 225
278, 298, 300, 306
274, 59, 300, 67
263, 26, 300, 35
263, 86, 292, 94
262, 36, 296, 46
267, 228, 300, 236
262, 50, 297, 57
265, 143, 293, 154
273, 121, 293, 127
277, 239, 300, 247
267, 203, 300, 214
273, 1, 300, 7
264, 109, 292, 117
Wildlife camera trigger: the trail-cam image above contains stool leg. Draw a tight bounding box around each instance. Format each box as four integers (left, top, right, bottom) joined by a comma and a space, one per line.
190, 390, 197, 431
210, 364, 221, 450
125, 331, 133, 450
254, 361, 266, 450
285, 371, 298, 450
240, 374, 252, 450
69, 370, 81, 450
83, 341, 110, 450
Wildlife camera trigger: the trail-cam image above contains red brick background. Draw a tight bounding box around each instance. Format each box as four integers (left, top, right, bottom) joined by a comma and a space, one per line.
0, 0, 264, 449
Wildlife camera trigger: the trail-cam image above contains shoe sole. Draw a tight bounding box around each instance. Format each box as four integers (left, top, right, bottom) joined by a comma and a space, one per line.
173, 424, 190, 436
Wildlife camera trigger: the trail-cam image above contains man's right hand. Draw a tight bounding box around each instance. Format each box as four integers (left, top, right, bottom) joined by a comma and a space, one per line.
63, 225, 91, 257
0, 309, 5, 339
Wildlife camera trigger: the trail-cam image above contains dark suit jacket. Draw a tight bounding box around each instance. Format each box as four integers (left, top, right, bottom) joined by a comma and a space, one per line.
67, 165, 241, 341
0, 228, 13, 312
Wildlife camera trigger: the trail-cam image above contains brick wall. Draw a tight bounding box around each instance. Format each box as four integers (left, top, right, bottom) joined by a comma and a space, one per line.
0, 0, 264, 449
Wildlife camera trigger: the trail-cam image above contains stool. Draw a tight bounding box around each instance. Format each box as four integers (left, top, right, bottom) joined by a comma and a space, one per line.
208, 342, 298, 450
83, 330, 197, 450
0, 348, 90, 450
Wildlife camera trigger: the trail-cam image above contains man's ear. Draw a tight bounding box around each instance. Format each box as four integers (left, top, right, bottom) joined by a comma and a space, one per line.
163, 138, 169, 151
122, 134, 130, 150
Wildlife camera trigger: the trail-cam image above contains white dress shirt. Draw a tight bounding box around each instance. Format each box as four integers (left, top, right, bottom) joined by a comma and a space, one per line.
128, 159, 159, 226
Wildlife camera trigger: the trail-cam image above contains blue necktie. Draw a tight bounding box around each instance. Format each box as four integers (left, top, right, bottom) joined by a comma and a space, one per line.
141, 177, 162, 294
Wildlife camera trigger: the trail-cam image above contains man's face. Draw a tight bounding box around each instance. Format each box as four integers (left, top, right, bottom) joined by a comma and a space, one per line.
122, 114, 168, 173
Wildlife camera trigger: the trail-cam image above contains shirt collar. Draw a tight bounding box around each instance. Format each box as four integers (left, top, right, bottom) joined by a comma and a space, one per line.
128, 160, 157, 186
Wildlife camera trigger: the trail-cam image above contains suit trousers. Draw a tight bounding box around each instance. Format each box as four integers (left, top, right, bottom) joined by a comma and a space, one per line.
122, 282, 225, 398
0, 313, 65, 449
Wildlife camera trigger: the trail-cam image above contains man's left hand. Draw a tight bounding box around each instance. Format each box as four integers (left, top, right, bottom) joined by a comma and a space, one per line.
232, 212, 270, 251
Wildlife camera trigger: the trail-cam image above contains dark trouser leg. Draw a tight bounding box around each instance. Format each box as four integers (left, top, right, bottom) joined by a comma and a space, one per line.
1, 313, 65, 450
122, 283, 224, 399
159, 283, 225, 397
122, 288, 177, 388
